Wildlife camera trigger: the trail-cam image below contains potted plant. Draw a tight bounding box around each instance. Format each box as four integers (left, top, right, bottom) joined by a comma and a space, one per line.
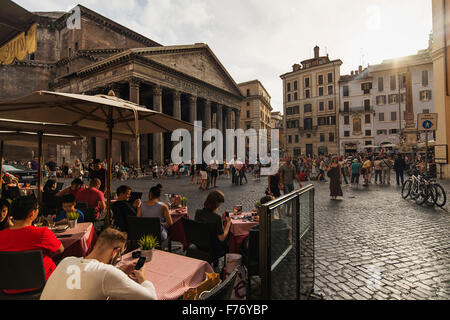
180, 196, 187, 207
67, 211, 80, 228
137, 234, 159, 261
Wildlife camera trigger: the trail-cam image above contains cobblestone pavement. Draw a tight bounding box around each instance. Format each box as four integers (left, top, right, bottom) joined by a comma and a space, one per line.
59, 173, 450, 300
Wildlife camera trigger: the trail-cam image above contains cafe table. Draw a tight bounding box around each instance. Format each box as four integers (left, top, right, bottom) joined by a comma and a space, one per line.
168, 206, 189, 249
228, 212, 259, 254
52, 222, 97, 264
119, 249, 214, 300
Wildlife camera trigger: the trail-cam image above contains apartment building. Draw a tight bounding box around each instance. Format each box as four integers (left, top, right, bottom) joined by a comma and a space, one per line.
339, 66, 375, 155
280, 46, 342, 157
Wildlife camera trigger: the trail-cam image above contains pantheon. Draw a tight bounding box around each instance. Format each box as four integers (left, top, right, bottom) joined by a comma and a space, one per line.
0, 5, 244, 166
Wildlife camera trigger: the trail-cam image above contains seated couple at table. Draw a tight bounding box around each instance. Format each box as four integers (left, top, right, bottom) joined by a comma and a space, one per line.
112, 184, 172, 241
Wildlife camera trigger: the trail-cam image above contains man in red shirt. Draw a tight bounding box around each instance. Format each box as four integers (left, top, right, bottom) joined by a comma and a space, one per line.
90, 159, 107, 192
76, 178, 105, 220
0, 196, 64, 294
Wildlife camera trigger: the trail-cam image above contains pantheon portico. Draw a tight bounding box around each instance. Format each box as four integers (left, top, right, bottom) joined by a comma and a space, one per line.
49, 44, 244, 165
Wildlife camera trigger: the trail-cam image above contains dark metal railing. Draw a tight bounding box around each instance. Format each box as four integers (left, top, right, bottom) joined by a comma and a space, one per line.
259, 184, 315, 300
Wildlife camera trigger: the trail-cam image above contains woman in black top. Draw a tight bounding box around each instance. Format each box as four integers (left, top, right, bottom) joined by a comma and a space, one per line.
194, 190, 231, 251
42, 179, 60, 216
267, 172, 281, 198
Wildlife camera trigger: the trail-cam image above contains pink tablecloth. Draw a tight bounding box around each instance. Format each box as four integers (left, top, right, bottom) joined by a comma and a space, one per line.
168, 207, 189, 249
120, 249, 214, 300
228, 213, 258, 254
52, 222, 97, 264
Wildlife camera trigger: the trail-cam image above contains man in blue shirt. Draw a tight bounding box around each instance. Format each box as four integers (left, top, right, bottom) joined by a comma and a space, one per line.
55, 194, 84, 224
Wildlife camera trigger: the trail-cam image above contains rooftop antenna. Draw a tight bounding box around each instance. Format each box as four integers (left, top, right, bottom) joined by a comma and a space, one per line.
325, 46, 328, 56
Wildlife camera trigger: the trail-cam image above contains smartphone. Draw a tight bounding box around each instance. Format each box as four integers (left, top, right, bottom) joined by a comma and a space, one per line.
225, 211, 230, 217
134, 256, 147, 270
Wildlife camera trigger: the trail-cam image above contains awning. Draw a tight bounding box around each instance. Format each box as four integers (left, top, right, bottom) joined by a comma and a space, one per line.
0, 0, 37, 64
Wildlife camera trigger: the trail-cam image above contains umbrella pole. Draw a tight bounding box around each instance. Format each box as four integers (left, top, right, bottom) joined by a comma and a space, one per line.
38, 132, 43, 205
105, 112, 113, 228
0, 140, 3, 195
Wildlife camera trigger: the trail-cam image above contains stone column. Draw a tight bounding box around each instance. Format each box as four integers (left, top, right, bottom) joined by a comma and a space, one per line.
204, 99, 212, 129
235, 109, 241, 130
173, 90, 182, 120
188, 95, 198, 160
216, 103, 223, 132
189, 95, 197, 124
225, 107, 233, 159
226, 107, 232, 130
152, 85, 164, 165
129, 79, 140, 167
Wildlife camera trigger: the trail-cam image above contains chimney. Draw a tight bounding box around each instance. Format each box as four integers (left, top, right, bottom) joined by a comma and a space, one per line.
314, 46, 320, 58
355, 70, 359, 76
351, 71, 354, 76
292, 64, 301, 72
359, 65, 363, 73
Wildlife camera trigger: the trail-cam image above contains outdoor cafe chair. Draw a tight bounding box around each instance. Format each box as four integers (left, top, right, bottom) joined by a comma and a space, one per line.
127, 216, 170, 251
198, 267, 239, 300
0, 250, 46, 300
182, 218, 225, 267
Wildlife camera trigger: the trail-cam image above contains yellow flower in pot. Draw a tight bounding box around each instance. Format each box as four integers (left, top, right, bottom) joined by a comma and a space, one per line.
137, 234, 159, 262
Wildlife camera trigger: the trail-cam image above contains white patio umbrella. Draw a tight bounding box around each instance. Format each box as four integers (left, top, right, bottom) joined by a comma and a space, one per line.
0, 90, 196, 226
362, 145, 380, 149
0, 130, 82, 202
380, 143, 397, 148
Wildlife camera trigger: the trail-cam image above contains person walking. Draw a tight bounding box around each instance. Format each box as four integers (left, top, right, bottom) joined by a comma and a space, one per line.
338, 156, 349, 185
350, 158, 362, 187
279, 157, 302, 194
381, 155, 393, 185
362, 156, 371, 187
373, 157, 382, 184
394, 154, 407, 186
327, 156, 343, 200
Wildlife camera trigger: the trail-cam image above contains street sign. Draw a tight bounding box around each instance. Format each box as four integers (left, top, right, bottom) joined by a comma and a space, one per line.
435, 144, 448, 164
417, 113, 438, 131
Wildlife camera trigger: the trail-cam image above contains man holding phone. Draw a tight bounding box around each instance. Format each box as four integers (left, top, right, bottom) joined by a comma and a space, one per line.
40, 228, 157, 300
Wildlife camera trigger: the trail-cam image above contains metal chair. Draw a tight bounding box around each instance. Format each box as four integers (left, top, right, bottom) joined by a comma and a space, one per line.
199, 268, 239, 300
0, 250, 46, 300
182, 218, 225, 265
127, 216, 169, 251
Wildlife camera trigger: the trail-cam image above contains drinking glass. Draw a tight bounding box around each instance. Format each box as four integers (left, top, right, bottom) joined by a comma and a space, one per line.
47, 215, 56, 229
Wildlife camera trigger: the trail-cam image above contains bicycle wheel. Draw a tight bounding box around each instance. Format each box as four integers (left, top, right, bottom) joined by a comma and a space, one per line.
432, 183, 447, 207
410, 181, 419, 200
425, 185, 436, 207
415, 184, 429, 205
401, 179, 412, 199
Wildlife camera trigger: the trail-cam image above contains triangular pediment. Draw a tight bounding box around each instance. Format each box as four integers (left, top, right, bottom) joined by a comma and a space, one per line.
133, 45, 242, 97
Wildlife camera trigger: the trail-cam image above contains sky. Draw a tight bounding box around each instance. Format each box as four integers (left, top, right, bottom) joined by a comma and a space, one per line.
15, 0, 433, 113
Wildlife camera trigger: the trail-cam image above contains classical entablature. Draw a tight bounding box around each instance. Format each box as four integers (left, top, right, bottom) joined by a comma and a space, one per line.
49, 44, 243, 108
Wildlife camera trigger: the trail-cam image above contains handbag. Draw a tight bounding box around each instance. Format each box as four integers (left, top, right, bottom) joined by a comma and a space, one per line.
327, 170, 332, 178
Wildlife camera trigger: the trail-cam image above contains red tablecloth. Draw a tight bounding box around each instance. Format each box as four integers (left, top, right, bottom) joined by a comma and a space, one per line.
168, 207, 189, 249
119, 249, 214, 300
52, 222, 97, 264
228, 213, 258, 254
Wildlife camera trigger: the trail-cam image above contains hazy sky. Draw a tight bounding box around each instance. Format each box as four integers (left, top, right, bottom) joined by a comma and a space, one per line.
16, 0, 433, 112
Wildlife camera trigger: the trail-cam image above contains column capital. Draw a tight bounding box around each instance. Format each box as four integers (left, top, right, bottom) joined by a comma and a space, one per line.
204, 99, 211, 107
188, 95, 197, 104
172, 90, 182, 99
128, 77, 141, 87
152, 85, 163, 96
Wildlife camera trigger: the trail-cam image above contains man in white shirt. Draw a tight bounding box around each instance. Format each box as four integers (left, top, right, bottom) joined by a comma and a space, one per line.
40, 228, 157, 300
